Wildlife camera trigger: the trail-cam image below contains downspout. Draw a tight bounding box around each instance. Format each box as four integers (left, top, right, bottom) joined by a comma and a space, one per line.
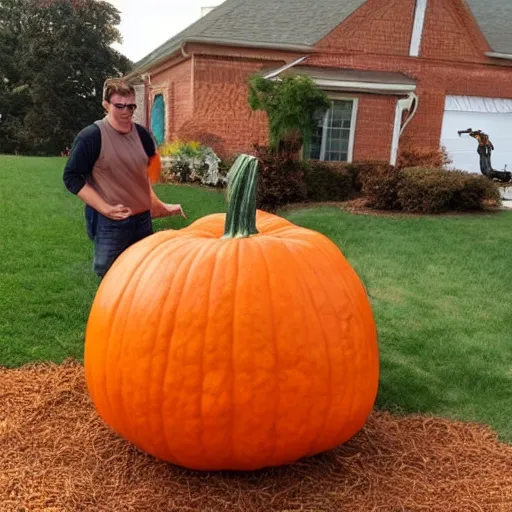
181, 42, 190, 58
390, 92, 418, 166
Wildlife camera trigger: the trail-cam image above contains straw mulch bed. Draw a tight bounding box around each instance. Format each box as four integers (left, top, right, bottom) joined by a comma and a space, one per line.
1, 360, 512, 512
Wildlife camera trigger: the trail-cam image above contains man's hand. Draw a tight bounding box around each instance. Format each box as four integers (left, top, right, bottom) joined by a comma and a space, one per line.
151, 202, 186, 219
102, 204, 132, 220
77, 184, 132, 220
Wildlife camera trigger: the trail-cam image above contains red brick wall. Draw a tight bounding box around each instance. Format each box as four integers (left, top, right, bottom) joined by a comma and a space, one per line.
150, 59, 193, 140
146, 0, 512, 161
190, 55, 281, 156
420, 0, 491, 62
316, 0, 415, 56
310, 0, 512, 156
352, 94, 396, 161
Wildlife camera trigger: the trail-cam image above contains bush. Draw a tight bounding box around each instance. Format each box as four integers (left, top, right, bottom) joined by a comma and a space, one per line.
450, 172, 501, 210
302, 161, 353, 201
176, 120, 228, 159
397, 146, 452, 169
252, 145, 308, 212
398, 168, 501, 213
362, 166, 501, 214
361, 165, 404, 210
397, 168, 455, 213
159, 140, 225, 187
345, 161, 395, 193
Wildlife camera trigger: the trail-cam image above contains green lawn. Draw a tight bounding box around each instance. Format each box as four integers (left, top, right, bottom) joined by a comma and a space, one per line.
0, 155, 226, 364
2, 155, 512, 442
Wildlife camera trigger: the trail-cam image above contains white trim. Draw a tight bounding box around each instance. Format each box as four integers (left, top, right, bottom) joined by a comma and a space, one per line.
410, 0, 428, 57
348, 99, 358, 163
390, 93, 418, 165
485, 51, 512, 60
314, 78, 416, 94
319, 110, 329, 161
129, 39, 314, 77
317, 96, 358, 163
264, 56, 308, 80
444, 95, 512, 114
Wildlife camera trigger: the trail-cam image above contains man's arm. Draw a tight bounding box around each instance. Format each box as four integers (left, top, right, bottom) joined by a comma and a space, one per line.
149, 183, 186, 218
63, 125, 131, 220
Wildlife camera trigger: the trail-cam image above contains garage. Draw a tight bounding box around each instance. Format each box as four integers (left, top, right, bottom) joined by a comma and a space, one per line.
440, 95, 512, 174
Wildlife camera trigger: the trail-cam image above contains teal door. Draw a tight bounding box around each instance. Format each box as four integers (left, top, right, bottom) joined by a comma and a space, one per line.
151, 94, 165, 146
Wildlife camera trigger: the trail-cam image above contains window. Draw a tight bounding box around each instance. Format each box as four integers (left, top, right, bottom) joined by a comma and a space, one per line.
306, 99, 357, 162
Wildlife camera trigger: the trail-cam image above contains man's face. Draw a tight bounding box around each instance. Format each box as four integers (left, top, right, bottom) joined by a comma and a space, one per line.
104, 93, 137, 125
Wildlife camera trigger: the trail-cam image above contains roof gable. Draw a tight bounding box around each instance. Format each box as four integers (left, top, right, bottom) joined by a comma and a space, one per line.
133, 0, 366, 72
133, 0, 512, 73
465, 0, 512, 55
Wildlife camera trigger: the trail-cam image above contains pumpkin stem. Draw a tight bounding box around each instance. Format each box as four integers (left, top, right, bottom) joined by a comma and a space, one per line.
223, 154, 259, 239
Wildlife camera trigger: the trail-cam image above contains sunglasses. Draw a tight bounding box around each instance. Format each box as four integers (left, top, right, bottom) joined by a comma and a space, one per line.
109, 102, 137, 111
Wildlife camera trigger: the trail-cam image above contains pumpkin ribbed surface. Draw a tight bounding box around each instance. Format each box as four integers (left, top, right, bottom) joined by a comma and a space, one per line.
85, 155, 379, 471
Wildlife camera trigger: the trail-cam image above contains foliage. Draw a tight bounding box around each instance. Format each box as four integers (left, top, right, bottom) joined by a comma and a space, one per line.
175, 119, 228, 159
397, 145, 452, 169
302, 161, 353, 202
0, 0, 131, 155
345, 161, 395, 194
248, 74, 331, 154
252, 144, 308, 212
361, 165, 404, 210
398, 167, 501, 213
362, 165, 501, 213
160, 140, 226, 186
160, 140, 202, 158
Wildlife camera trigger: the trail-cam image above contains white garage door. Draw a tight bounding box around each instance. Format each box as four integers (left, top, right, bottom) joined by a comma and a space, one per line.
440, 95, 512, 174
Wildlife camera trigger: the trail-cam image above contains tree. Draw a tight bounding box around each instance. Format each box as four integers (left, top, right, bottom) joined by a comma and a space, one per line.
248, 74, 331, 156
0, 0, 132, 155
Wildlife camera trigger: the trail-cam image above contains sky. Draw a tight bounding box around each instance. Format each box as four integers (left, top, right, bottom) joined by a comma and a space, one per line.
107, 0, 225, 63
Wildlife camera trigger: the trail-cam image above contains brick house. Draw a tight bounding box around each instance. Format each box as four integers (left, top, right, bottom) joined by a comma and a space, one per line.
127, 0, 512, 173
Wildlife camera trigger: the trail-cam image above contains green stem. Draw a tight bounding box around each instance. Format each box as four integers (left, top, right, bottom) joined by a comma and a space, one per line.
223, 154, 259, 238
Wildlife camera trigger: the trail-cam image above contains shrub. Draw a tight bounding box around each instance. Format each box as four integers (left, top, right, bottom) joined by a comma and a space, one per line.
345, 161, 395, 193
397, 167, 501, 214
450, 172, 501, 210
176, 120, 228, 159
361, 165, 404, 210
397, 168, 455, 213
397, 146, 452, 170
159, 140, 225, 187
252, 144, 308, 212
302, 161, 353, 201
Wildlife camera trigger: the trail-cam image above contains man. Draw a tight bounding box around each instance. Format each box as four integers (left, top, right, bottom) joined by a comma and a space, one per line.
63, 78, 185, 278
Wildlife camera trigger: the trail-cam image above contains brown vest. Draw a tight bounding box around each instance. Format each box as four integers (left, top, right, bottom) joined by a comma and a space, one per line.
90, 118, 151, 215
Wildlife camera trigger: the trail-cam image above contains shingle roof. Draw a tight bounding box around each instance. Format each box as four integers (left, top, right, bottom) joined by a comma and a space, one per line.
466, 0, 512, 55
133, 0, 512, 73
132, 0, 366, 72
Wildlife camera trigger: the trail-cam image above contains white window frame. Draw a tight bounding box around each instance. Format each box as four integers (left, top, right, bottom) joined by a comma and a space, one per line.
307, 94, 358, 163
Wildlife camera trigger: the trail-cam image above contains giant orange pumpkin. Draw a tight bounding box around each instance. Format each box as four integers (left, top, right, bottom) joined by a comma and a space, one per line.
84, 155, 379, 471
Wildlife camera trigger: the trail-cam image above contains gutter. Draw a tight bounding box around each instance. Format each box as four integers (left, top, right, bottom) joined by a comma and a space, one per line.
485, 51, 512, 61
263, 56, 309, 79
314, 79, 416, 94
127, 38, 314, 78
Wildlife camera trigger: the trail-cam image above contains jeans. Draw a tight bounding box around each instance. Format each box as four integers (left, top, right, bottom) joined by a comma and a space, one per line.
85, 205, 153, 278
